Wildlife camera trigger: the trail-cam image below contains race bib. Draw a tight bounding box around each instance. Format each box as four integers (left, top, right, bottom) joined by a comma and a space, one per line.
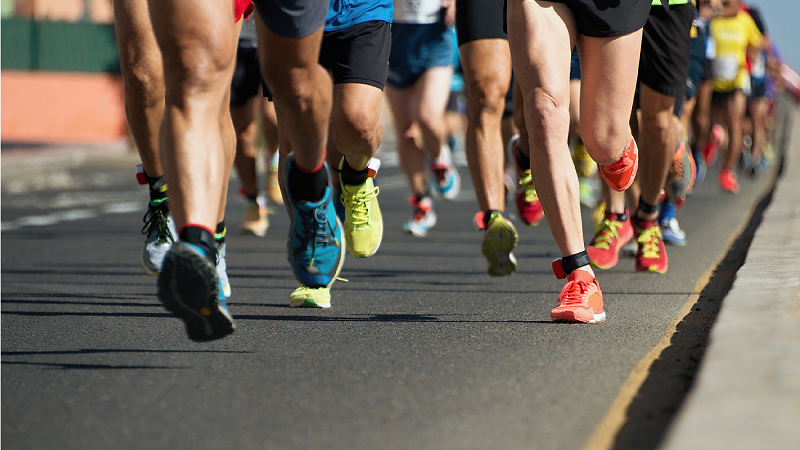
713, 55, 740, 82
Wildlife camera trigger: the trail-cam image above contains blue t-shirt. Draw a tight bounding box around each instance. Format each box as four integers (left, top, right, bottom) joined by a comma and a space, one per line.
326, 0, 393, 32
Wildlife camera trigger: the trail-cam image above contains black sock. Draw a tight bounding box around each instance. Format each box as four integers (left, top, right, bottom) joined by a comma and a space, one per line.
146, 175, 169, 212
339, 158, 369, 187
215, 222, 226, 245
515, 146, 531, 171
288, 161, 328, 202
179, 226, 216, 264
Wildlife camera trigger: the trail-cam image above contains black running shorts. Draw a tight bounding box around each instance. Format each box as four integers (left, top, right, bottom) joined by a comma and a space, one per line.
319, 20, 391, 89
230, 45, 261, 107
456, 0, 507, 46
253, 0, 328, 38
638, 3, 694, 99
550, 0, 651, 38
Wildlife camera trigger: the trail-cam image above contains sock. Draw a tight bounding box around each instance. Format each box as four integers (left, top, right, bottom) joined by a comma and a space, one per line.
339, 158, 369, 187
215, 222, 226, 245
515, 146, 531, 171
146, 175, 169, 212
288, 160, 328, 202
179, 225, 216, 265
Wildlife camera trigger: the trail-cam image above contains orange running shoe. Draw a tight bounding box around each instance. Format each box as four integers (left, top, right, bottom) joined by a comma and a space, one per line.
587, 210, 634, 269
718, 169, 740, 194
703, 124, 724, 166
551, 270, 606, 323
598, 136, 638, 192
635, 219, 668, 273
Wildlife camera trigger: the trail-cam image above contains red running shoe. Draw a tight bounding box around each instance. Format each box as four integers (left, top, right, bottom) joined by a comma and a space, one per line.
550, 270, 606, 323
598, 137, 638, 192
718, 169, 740, 194
587, 210, 634, 269
635, 219, 669, 273
703, 124, 724, 166
510, 135, 544, 226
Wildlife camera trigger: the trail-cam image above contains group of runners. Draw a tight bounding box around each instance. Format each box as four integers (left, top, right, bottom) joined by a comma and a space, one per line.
112, 0, 787, 341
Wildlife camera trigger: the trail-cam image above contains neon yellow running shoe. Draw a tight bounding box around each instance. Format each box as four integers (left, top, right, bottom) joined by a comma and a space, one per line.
290, 284, 331, 308
478, 211, 519, 276
339, 157, 382, 258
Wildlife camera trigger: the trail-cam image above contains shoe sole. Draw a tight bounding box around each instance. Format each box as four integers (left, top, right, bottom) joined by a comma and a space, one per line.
551, 310, 607, 323
289, 287, 331, 308
157, 243, 235, 342
636, 264, 668, 274
482, 221, 519, 276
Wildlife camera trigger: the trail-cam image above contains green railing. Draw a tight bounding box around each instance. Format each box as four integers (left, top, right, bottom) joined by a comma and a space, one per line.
1, 18, 120, 73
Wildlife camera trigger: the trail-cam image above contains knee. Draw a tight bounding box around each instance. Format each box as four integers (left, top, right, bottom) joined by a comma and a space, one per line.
123, 59, 164, 108
332, 109, 380, 149
524, 89, 569, 142
466, 76, 508, 120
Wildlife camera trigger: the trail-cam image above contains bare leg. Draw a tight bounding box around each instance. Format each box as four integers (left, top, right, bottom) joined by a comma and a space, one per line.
460, 39, 512, 212
331, 83, 384, 170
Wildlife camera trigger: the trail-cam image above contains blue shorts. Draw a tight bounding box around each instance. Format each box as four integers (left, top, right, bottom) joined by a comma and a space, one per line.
387, 22, 454, 89
569, 47, 581, 80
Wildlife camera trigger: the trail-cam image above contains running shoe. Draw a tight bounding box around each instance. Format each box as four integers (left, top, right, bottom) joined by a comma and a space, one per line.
216, 240, 231, 298
240, 198, 268, 237
635, 220, 669, 273
339, 157, 382, 258
266, 153, 283, 206
141, 199, 177, 276
477, 211, 519, 277
404, 194, 437, 238
289, 284, 331, 308
587, 210, 634, 269
692, 150, 707, 187
157, 241, 235, 342
598, 137, 638, 192
718, 169, 740, 194
431, 145, 461, 200
703, 124, 724, 166
509, 135, 544, 226
550, 270, 606, 324
578, 177, 598, 208
572, 139, 597, 178
284, 155, 346, 289
665, 139, 696, 200
660, 217, 687, 246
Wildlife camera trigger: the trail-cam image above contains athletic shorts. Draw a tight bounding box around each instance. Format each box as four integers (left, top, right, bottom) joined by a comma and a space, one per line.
550, 0, 651, 38
252, 0, 327, 38
456, 0, 507, 46
638, 3, 693, 100
230, 44, 261, 107
320, 20, 391, 89
569, 47, 581, 80
262, 20, 391, 99
750, 78, 767, 99
387, 21, 454, 89
711, 89, 742, 105
686, 34, 706, 99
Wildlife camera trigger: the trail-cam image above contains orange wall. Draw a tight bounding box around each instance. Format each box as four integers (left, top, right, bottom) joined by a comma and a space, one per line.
1, 71, 128, 143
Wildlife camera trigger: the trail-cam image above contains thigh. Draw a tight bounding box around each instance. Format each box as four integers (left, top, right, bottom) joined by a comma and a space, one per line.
459, 38, 512, 104
577, 30, 643, 140
415, 66, 454, 120
506, 0, 575, 107
113, 0, 161, 73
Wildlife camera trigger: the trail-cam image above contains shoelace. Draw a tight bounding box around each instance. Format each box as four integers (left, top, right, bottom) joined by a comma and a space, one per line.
342, 185, 379, 228
558, 279, 591, 306
141, 199, 174, 245
592, 219, 623, 249
298, 205, 332, 250
517, 171, 538, 203
638, 225, 663, 258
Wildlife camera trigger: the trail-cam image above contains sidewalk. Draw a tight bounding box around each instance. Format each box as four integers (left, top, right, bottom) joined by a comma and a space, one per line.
662, 95, 800, 449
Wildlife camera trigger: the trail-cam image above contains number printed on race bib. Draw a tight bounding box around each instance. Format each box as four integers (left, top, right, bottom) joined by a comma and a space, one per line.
713, 55, 740, 82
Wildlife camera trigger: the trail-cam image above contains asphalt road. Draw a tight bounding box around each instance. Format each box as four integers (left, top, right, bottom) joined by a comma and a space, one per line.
1, 140, 778, 449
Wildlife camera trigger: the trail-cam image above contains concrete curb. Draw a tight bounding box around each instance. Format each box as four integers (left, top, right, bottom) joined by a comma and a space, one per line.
662, 96, 800, 449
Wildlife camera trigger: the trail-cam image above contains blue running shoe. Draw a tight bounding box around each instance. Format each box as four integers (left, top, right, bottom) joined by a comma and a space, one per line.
158, 241, 236, 342
692, 150, 706, 187
660, 217, 687, 246
431, 146, 461, 200
284, 156, 346, 289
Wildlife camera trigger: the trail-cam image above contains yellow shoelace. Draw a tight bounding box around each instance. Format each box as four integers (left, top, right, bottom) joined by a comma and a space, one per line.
341, 185, 380, 228
591, 219, 623, 250
518, 171, 539, 203
637, 225, 663, 258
